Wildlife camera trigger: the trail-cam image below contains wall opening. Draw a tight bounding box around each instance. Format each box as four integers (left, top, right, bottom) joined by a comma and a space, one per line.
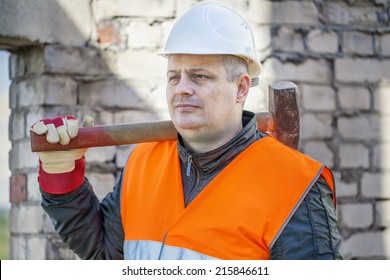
0, 49, 11, 259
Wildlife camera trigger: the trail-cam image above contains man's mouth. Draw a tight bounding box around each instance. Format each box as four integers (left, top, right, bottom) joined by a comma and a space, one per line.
175, 103, 200, 112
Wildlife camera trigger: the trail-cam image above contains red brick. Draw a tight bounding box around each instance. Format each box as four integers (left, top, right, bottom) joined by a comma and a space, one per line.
10, 174, 27, 203
97, 20, 121, 47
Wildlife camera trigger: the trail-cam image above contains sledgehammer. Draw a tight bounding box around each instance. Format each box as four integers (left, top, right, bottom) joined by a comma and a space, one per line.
30, 81, 299, 152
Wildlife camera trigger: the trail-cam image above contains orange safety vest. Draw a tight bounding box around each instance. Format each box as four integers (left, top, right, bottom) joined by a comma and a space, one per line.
121, 136, 335, 260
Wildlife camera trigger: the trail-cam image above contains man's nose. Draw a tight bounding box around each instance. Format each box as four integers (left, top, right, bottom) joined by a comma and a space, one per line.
175, 77, 194, 96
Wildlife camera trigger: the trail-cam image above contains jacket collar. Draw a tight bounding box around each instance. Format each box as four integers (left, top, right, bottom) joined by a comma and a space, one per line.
177, 111, 265, 174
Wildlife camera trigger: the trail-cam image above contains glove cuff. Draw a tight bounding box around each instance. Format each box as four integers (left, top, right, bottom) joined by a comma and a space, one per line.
39, 157, 86, 194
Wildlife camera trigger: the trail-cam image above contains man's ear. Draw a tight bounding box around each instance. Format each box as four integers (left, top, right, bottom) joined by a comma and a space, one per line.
236, 74, 251, 103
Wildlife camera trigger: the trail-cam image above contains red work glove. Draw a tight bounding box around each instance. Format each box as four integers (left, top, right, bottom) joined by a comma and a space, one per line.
30, 115, 94, 194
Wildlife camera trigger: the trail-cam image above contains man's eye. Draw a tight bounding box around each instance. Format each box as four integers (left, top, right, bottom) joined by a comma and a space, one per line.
195, 74, 208, 79
168, 76, 179, 82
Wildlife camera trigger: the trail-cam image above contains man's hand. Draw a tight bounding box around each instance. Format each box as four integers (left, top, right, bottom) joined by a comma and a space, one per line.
30, 115, 94, 194
31, 115, 93, 173
31, 115, 79, 145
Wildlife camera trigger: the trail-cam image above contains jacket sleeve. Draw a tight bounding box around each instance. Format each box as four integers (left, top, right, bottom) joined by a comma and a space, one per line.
270, 176, 343, 260
40, 173, 125, 260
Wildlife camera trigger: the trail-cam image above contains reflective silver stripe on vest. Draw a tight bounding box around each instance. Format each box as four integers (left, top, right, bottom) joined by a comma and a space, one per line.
124, 240, 219, 260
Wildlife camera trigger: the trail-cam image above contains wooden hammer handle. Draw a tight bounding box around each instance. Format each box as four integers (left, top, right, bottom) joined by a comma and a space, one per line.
30, 112, 274, 152
30, 81, 299, 152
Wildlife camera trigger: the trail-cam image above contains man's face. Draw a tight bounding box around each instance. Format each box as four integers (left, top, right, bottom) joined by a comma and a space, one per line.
166, 54, 247, 151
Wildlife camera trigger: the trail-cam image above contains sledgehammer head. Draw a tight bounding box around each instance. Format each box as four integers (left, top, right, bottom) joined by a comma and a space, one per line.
269, 81, 300, 150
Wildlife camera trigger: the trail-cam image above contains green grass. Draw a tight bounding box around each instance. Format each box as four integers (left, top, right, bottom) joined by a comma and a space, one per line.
0, 208, 10, 259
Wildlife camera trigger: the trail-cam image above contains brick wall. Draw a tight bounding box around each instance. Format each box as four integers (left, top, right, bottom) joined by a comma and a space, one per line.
1, 0, 389, 259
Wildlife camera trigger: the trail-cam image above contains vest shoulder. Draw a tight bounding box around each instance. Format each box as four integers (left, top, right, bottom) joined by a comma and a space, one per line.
251, 136, 322, 166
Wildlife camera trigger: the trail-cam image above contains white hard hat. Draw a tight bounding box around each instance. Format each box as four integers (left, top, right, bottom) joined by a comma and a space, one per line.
159, 2, 262, 81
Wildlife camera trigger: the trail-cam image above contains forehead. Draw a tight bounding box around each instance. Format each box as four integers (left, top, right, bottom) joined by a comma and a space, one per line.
167, 54, 224, 71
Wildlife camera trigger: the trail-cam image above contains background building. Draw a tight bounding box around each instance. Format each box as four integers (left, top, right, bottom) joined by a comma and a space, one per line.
0, 0, 389, 259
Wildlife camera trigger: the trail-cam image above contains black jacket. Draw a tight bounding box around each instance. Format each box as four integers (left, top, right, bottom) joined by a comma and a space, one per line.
41, 111, 343, 259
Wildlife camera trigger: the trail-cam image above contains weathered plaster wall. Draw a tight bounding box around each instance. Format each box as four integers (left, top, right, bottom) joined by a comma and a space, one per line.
1, 0, 389, 259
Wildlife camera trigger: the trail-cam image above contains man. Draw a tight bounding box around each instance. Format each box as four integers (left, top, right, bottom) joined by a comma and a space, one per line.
31, 2, 343, 260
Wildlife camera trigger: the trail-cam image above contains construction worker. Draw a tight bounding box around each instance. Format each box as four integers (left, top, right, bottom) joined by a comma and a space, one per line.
31, 2, 343, 259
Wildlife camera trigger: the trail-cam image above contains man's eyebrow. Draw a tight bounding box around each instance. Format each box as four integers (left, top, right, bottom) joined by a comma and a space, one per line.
167, 69, 177, 74
166, 68, 213, 75
186, 68, 212, 73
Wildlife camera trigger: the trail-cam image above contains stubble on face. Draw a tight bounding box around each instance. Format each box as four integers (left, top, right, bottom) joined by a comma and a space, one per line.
166, 55, 244, 152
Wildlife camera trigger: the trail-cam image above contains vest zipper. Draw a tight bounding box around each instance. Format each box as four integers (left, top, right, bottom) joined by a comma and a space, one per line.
186, 154, 193, 177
